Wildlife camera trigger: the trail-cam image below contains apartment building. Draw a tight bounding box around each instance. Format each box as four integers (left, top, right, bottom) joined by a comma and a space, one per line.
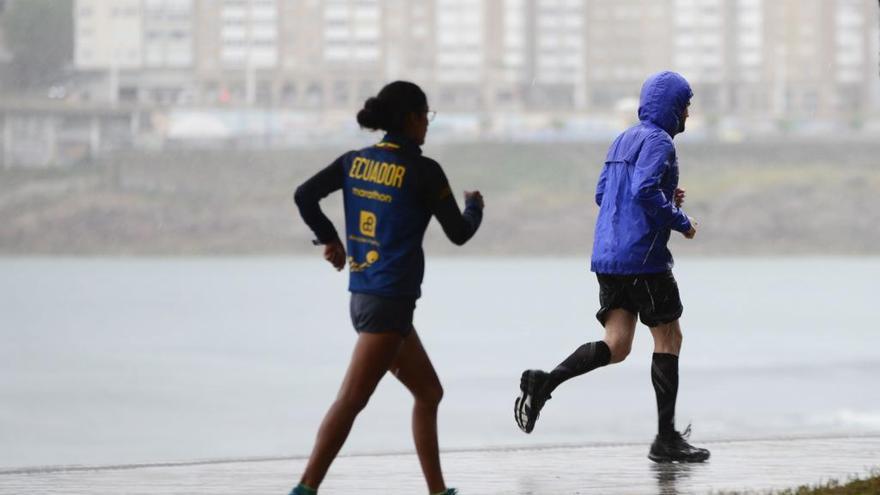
75, 0, 197, 103
193, 0, 280, 104
432, 0, 486, 108
673, 0, 727, 112
526, 0, 587, 108
70, 0, 879, 122
584, 0, 673, 110
75, 0, 143, 70
727, 0, 766, 117
0, 1, 10, 91
831, 0, 877, 120
443, 0, 593, 111
0, 0, 10, 63
318, 0, 383, 107
194, 0, 432, 108
143, 0, 194, 68
754, 0, 878, 121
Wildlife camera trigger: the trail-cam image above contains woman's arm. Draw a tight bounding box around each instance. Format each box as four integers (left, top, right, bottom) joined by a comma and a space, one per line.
423, 160, 483, 246
293, 155, 346, 245
432, 193, 483, 246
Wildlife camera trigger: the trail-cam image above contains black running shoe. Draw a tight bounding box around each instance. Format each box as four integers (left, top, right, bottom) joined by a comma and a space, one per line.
514, 369, 552, 433
648, 425, 711, 463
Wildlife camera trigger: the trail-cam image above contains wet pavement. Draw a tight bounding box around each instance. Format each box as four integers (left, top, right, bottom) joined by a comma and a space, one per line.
2, 435, 879, 494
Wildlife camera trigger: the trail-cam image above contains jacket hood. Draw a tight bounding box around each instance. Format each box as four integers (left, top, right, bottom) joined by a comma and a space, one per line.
637, 71, 693, 137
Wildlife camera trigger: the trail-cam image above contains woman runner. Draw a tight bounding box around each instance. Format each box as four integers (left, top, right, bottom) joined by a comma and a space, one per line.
291, 80, 484, 495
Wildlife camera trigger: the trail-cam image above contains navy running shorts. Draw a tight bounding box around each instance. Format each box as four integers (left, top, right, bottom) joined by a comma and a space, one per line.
349, 292, 415, 336
595, 271, 683, 327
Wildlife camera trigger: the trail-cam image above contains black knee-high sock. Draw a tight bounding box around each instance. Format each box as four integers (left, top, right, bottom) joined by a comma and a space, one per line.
651, 353, 679, 437
547, 341, 611, 392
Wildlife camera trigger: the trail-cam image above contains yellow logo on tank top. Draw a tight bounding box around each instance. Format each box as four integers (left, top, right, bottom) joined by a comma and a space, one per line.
359, 210, 377, 238
349, 157, 406, 188
366, 250, 380, 264
349, 250, 380, 272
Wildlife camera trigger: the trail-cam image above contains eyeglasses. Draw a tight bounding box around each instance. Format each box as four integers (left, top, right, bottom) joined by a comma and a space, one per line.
427, 110, 437, 122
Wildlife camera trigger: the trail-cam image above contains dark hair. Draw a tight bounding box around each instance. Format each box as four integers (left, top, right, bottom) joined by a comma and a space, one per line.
356, 81, 428, 133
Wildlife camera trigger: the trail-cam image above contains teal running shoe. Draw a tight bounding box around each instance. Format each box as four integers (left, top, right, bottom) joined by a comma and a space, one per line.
289, 484, 317, 495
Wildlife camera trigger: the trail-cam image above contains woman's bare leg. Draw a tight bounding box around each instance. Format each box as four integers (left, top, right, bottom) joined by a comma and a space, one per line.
300, 331, 404, 488
389, 329, 446, 494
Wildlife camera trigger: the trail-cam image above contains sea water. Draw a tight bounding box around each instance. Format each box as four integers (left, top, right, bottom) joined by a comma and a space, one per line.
1, 257, 879, 469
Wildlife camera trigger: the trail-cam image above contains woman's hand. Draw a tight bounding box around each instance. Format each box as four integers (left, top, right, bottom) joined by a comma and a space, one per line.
323, 239, 346, 271
674, 188, 686, 208
465, 190, 484, 209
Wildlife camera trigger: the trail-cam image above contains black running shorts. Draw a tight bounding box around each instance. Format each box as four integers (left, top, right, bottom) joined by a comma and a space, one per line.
595, 271, 683, 327
349, 292, 415, 336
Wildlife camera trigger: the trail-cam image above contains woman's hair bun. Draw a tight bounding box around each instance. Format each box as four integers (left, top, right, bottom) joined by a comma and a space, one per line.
355, 81, 427, 133
357, 97, 387, 130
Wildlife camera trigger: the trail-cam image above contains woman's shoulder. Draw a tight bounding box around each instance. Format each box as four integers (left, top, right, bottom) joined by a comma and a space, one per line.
413, 155, 446, 184
417, 154, 441, 169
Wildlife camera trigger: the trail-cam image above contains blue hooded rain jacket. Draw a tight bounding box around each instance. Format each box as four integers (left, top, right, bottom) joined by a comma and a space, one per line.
590, 71, 693, 275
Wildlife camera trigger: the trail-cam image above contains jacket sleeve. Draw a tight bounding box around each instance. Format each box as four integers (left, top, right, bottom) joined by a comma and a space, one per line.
423, 160, 482, 246
630, 134, 691, 233
595, 164, 609, 206
293, 154, 346, 244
